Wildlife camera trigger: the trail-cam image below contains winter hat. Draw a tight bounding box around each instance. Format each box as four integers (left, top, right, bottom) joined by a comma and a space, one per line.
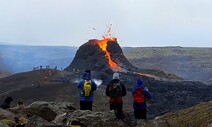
82, 70, 91, 80
137, 79, 143, 86
113, 72, 119, 79
85, 70, 91, 75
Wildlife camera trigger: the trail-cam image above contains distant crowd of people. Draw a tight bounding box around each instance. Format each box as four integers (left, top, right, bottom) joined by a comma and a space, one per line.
33, 65, 63, 71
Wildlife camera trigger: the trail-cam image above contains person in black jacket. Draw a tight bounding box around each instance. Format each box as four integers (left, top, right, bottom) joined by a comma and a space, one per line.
106, 72, 126, 119
0, 96, 13, 109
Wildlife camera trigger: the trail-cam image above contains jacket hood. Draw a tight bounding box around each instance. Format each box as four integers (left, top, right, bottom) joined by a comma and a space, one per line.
82, 72, 91, 80
135, 79, 144, 88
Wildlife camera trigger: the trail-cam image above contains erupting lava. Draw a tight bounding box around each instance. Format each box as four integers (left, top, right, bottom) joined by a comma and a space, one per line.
97, 38, 120, 69
97, 25, 121, 69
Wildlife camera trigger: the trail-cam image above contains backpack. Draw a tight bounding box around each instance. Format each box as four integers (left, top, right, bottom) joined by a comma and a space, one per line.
133, 88, 145, 103
109, 82, 122, 103
83, 80, 92, 97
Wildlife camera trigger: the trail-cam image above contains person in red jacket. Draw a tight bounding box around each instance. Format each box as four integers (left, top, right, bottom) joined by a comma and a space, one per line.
132, 79, 151, 119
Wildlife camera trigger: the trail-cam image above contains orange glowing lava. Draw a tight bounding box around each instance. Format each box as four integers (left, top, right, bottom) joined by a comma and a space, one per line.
97, 38, 120, 69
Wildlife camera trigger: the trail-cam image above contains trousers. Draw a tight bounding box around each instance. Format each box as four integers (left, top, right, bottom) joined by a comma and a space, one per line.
80, 101, 93, 110
110, 103, 123, 119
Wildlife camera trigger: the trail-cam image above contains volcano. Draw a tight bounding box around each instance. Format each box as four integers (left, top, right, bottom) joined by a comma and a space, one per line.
65, 38, 136, 73
65, 37, 182, 84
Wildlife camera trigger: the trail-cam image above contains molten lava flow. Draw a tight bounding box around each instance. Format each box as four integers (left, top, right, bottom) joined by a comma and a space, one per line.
97, 38, 120, 69
136, 72, 162, 80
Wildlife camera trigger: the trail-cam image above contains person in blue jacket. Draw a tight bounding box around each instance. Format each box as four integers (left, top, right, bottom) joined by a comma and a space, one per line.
77, 70, 97, 110
132, 79, 151, 119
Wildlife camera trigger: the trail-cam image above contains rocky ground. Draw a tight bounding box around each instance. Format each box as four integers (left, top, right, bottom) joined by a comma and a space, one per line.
0, 100, 211, 127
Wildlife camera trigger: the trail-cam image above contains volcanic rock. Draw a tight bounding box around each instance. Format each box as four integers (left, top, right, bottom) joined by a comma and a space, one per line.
65, 39, 135, 72
66, 39, 109, 72
0, 123, 9, 127
0, 108, 16, 120
0, 101, 168, 127
1, 101, 210, 127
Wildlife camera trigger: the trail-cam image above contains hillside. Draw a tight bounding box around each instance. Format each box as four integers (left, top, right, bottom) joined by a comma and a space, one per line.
0, 71, 10, 78
0, 54, 10, 78
158, 100, 212, 127
123, 47, 212, 81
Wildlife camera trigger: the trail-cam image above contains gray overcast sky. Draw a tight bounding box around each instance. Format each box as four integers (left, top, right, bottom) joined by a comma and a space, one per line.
0, 0, 212, 47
